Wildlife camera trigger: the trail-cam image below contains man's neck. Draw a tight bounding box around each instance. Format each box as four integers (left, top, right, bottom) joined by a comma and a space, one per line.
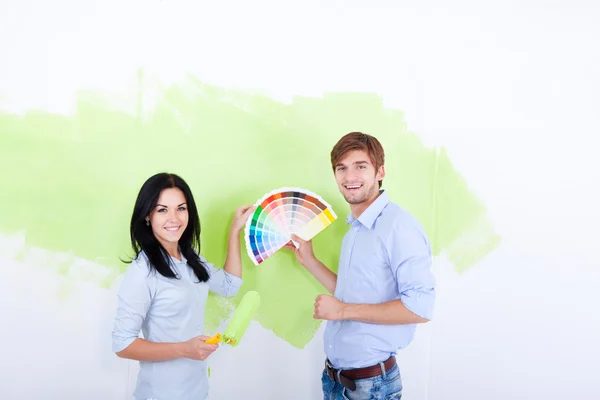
350, 190, 382, 220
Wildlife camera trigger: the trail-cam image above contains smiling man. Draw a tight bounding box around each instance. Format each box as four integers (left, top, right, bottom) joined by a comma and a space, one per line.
286, 132, 436, 400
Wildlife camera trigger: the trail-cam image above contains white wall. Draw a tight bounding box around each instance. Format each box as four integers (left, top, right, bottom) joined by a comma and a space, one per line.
1, 1, 599, 399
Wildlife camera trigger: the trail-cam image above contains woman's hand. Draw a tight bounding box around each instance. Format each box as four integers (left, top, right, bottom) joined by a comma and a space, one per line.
180, 335, 218, 361
231, 205, 256, 234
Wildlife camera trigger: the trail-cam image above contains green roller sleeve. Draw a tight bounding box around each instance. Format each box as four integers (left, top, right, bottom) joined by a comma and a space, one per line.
222, 291, 261, 346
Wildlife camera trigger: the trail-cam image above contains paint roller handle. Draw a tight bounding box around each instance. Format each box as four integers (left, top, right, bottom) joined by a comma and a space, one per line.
204, 333, 222, 344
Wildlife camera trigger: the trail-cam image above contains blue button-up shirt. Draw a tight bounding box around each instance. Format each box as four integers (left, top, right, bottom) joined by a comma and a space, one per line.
112, 252, 242, 400
324, 190, 436, 369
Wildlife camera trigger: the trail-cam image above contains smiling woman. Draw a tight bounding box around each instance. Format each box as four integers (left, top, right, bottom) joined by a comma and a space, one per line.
111, 172, 256, 400
146, 188, 190, 258
130, 173, 208, 280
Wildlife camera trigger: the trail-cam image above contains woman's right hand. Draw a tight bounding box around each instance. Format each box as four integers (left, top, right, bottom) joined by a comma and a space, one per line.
180, 336, 218, 360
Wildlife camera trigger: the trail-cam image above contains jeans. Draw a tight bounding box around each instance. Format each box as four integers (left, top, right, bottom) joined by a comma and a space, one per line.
321, 363, 402, 400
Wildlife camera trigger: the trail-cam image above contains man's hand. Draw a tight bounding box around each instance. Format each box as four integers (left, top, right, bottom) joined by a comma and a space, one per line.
314, 294, 346, 320
283, 234, 338, 295
283, 234, 316, 267
180, 336, 218, 361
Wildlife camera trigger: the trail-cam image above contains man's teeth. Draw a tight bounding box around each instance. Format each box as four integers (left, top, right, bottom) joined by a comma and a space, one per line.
346, 185, 361, 189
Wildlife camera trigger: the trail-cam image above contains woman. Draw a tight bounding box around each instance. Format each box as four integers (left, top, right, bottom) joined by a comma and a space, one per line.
111, 172, 254, 400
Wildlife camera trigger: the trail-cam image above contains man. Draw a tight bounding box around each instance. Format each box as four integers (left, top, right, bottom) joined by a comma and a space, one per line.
285, 132, 436, 400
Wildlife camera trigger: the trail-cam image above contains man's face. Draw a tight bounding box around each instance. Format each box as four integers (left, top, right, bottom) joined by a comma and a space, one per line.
334, 150, 385, 206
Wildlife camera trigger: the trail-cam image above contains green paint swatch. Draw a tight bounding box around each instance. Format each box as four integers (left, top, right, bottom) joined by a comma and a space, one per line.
0, 70, 499, 348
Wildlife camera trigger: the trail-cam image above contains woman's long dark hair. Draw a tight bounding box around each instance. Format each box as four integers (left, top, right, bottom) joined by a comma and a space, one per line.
126, 172, 209, 282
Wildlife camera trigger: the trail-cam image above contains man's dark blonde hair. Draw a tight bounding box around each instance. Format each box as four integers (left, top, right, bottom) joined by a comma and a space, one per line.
330, 132, 385, 188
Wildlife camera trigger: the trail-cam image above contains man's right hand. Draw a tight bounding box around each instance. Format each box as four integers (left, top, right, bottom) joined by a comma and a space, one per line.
283, 234, 338, 294
283, 234, 317, 267
180, 336, 218, 361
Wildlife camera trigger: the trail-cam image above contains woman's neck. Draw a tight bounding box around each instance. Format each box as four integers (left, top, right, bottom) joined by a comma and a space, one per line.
163, 243, 181, 261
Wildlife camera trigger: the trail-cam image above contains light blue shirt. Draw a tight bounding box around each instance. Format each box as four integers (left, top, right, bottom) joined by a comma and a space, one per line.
112, 252, 242, 400
324, 190, 436, 369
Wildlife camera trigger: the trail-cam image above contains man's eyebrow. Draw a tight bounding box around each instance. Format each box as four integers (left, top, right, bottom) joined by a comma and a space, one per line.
336, 161, 369, 167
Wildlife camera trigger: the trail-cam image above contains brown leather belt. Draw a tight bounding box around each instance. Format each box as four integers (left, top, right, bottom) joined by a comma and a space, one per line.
325, 356, 396, 392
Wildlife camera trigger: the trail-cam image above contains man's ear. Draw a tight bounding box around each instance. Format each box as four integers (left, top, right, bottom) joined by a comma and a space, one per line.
377, 165, 386, 181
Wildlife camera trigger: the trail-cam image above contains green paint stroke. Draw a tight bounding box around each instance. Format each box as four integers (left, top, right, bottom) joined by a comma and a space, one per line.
0, 70, 499, 348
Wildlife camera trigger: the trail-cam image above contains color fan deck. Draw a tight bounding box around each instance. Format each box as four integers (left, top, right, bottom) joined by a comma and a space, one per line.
244, 187, 337, 265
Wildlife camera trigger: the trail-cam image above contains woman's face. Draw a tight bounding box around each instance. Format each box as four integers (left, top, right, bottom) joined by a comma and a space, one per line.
145, 188, 189, 249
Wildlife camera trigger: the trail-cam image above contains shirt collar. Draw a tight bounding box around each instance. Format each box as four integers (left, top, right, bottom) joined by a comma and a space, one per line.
345, 190, 390, 230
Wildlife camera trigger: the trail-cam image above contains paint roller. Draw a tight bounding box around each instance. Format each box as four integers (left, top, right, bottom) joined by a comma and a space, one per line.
205, 290, 260, 346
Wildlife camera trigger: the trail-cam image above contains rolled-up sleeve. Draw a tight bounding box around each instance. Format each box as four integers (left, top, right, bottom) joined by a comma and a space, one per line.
201, 255, 243, 297
111, 260, 154, 353
389, 222, 436, 321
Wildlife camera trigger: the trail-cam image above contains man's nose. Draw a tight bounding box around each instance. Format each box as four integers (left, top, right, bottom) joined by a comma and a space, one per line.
346, 170, 359, 181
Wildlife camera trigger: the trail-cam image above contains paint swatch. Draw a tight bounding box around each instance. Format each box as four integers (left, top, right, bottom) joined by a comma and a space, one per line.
244, 187, 337, 265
